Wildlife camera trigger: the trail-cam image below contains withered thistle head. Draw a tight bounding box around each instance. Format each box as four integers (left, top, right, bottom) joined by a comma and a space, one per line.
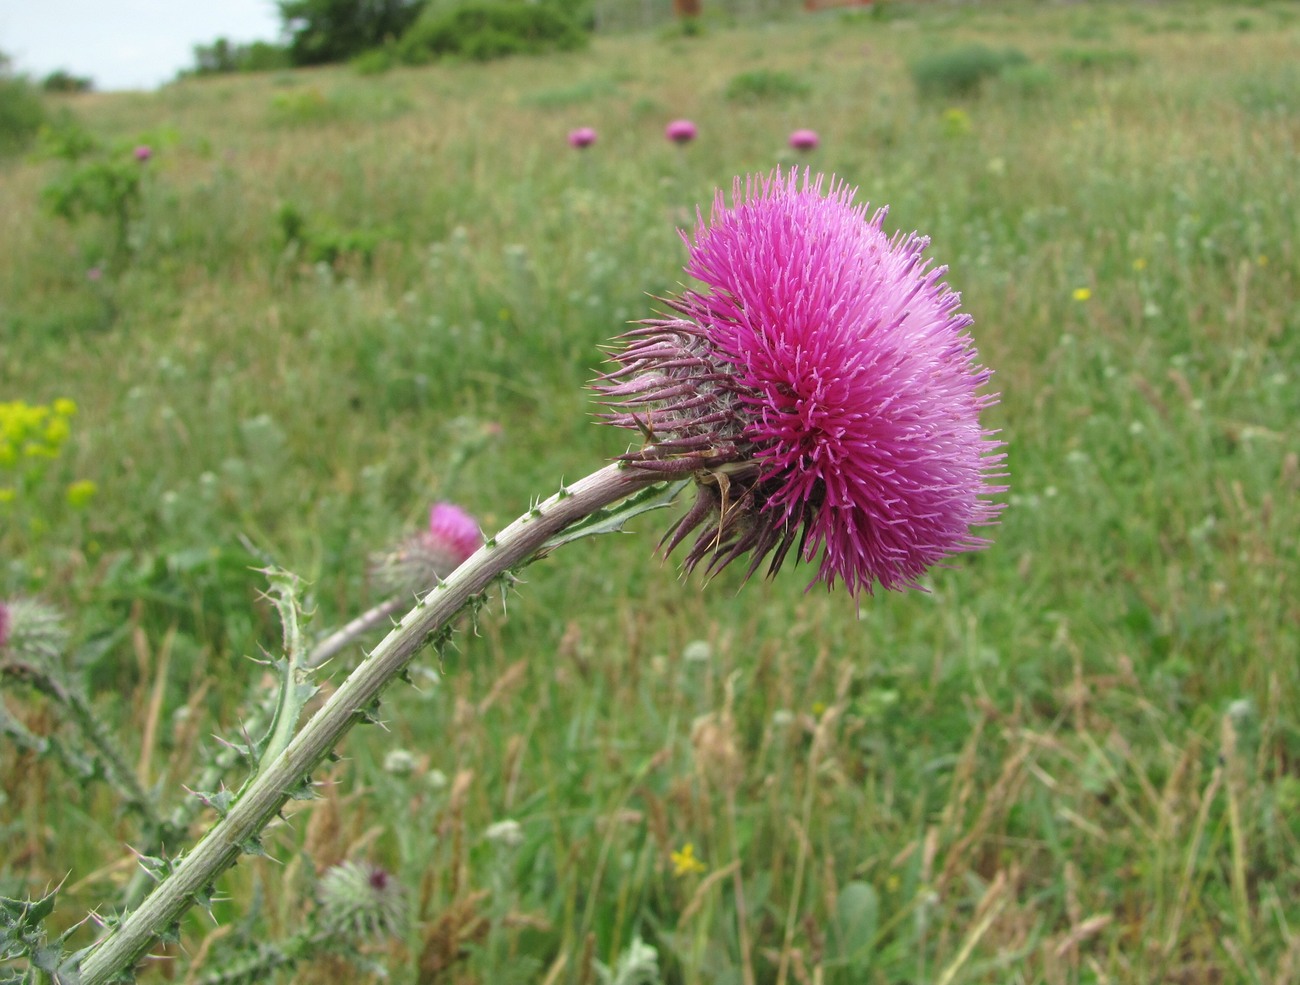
598, 168, 1005, 596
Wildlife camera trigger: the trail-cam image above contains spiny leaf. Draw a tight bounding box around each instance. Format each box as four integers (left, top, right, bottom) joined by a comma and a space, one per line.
539, 479, 686, 556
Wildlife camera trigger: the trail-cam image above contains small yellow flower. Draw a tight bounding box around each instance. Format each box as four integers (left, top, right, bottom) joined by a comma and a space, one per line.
671, 843, 706, 877
53, 398, 78, 418
811, 700, 827, 717
44, 416, 70, 447
1132, 258, 1147, 272
0, 487, 15, 504
1072, 287, 1092, 302
1257, 255, 1269, 267
66, 479, 98, 509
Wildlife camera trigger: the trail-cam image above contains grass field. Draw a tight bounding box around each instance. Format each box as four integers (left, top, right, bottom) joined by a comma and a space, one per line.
2, 1, 1298, 982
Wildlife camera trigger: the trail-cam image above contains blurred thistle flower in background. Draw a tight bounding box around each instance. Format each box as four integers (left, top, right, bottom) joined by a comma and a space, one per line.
0, 597, 70, 666
317, 861, 407, 942
788, 128, 819, 151
665, 119, 698, 144
568, 127, 598, 149
371, 502, 482, 595
599, 168, 1005, 596
133, 145, 152, 163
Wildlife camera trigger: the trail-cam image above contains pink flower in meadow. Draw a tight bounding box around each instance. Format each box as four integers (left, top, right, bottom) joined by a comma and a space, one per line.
133, 144, 153, 162
665, 119, 698, 144
86, 266, 103, 282
0, 601, 9, 651
425, 502, 483, 570
371, 501, 483, 594
788, 129, 819, 151
568, 127, 597, 149
599, 169, 1005, 596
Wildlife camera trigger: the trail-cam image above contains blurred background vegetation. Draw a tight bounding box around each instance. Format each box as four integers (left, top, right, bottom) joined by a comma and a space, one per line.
1, 0, 1298, 982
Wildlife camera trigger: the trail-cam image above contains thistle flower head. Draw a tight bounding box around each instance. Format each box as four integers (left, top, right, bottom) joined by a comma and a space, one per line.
568, 127, 597, 149
133, 144, 152, 162
371, 502, 482, 595
317, 860, 407, 942
665, 119, 698, 144
788, 129, 819, 151
598, 168, 1005, 596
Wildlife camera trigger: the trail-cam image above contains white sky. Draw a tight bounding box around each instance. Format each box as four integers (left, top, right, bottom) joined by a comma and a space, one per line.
0, 0, 283, 91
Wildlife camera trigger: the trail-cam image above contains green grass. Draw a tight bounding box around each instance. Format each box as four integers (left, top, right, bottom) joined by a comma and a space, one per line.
2, 1, 1298, 982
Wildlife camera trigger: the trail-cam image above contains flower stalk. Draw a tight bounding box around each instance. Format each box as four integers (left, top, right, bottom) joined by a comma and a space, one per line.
75, 462, 669, 985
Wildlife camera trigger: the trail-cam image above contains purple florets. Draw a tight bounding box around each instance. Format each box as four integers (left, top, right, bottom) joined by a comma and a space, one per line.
666, 119, 698, 144
788, 129, 819, 151
370, 501, 483, 595
426, 502, 482, 569
599, 169, 1005, 596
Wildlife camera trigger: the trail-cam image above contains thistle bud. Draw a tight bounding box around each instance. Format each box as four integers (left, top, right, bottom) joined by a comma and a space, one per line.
317, 860, 407, 942
0, 597, 69, 666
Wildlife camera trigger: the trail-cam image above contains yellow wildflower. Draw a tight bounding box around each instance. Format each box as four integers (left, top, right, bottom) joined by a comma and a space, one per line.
66, 480, 98, 509
1072, 287, 1091, 302
671, 843, 706, 877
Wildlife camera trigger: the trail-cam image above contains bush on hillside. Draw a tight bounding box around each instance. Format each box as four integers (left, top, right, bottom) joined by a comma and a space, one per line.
41, 70, 94, 93
0, 67, 47, 158
279, 0, 426, 66
397, 2, 587, 64
910, 45, 1030, 99
189, 37, 293, 76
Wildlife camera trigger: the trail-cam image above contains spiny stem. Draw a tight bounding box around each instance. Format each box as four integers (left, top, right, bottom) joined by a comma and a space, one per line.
304, 596, 406, 670
120, 593, 407, 911
77, 462, 663, 985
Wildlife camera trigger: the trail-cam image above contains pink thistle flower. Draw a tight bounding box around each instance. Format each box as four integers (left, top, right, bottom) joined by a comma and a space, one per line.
371, 502, 483, 594
598, 169, 1005, 596
133, 144, 153, 162
788, 129, 819, 151
665, 119, 698, 144
426, 502, 482, 568
568, 127, 597, 149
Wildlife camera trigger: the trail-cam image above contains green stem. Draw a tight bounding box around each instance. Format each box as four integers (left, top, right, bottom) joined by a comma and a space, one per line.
76, 462, 664, 985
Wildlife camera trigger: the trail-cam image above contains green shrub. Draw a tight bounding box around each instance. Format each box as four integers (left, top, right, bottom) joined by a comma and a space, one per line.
0, 73, 47, 158
41, 70, 93, 94
351, 46, 397, 75
41, 142, 145, 259
724, 68, 811, 104
276, 201, 392, 270
1055, 47, 1140, 73
280, 0, 425, 66
398, 2, 587, 64
910, 45, 1029, 99
189, 37, 292, 76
